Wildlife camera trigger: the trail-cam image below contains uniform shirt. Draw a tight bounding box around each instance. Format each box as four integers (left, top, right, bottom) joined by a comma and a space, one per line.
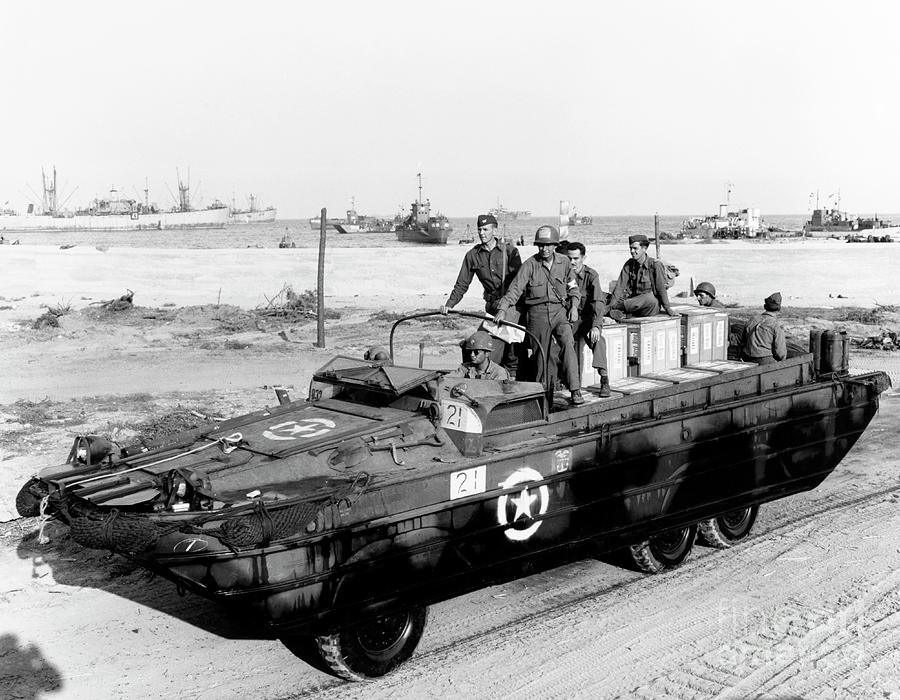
453, 360, 510, 380
742, 310, 787, 360
573, 264, 605, 335
496, 252, 580, 312
609, 255, 671, 311
446, 241, 522, 311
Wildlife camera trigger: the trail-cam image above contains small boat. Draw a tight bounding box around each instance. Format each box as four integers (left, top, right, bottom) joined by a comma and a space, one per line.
395, 173, 452, 244
278, 229, 296, 248
309, 198, 394, 234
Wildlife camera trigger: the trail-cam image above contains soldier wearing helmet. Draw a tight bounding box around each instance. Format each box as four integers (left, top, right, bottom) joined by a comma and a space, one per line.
694, 281, 725, 308
364, 345, 392, 362
493, 225, 584, 405
607, 234, 679, 321
452, 331, 510, 380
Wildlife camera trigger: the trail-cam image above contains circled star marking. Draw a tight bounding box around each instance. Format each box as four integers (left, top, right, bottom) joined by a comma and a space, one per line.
263, 417, 336, 441
496, 467, 549, 542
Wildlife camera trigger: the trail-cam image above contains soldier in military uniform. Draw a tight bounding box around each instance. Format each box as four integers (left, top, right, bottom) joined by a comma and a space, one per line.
742, 292, 787, 365
607, 234, 679, 320
565, 242, 611, 397
494, 225, 584, 405
441, 213, 522, 371
452, 331, 510, 380
694, 281, 726, 308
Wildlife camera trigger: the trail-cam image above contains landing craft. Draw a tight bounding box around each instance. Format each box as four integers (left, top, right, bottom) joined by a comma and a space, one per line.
16, 311, 890, 680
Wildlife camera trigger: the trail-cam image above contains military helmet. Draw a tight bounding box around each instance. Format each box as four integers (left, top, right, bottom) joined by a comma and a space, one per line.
364, 345, 391, 361
459, 330, 494, 352
694, 281, 716, 298
533, 225, 560, 245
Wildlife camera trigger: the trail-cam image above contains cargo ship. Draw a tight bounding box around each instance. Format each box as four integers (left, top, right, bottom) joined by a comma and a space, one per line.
230, 194, 276, 224
395, 173, 452, 244
0, 168, 229, 231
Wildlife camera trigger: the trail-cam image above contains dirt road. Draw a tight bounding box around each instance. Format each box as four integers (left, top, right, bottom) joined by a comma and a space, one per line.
3, 394, 898, 700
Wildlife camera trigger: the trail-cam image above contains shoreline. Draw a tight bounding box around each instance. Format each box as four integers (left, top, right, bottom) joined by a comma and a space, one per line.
2, 240, 899, 313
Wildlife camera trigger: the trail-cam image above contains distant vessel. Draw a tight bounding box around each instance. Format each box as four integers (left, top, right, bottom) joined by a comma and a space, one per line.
395, 173, 452, 244
0, 168, 229, 231
278, 228, 297, 248
230, 194, 276, 224
568, 208, 593, 226
308, 197, 394, 234
681, 184, 762, 238
489, 198, 531, 221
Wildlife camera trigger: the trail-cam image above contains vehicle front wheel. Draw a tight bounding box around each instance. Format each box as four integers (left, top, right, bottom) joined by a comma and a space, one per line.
698, 505, 759, 549
312, 607, 428, 681
629, 524, 698, 573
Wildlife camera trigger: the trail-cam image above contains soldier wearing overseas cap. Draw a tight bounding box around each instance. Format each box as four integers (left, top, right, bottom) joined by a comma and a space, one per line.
494, 225, 585, 405
742, 292, 787, 365
451, 331, 510, 380
694, 281, 725, 308
607, 234, 679, 321
441, 213, 523, 372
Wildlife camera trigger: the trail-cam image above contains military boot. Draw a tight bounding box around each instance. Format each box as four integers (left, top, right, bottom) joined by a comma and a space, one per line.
598, 375, 611, 398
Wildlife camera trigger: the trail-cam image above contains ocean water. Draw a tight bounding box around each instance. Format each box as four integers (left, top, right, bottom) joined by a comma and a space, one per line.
3, 214, 820, 249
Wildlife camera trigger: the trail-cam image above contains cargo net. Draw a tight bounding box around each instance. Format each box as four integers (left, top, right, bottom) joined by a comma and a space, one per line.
60, 473, 368, 554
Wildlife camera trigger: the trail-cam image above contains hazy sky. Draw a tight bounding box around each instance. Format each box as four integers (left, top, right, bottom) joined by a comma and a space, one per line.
3, 1, 898, 218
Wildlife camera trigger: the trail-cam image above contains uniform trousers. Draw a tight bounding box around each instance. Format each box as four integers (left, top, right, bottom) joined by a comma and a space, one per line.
526, 303, 580, 390
609, 291, 660, 317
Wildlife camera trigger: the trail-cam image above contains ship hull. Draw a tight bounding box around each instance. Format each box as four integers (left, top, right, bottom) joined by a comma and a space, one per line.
395, 227, 450, 244
32, 358, 888, 637
231, 209, 277, 224
0, 208, 230, 231
136, 366, 884, 634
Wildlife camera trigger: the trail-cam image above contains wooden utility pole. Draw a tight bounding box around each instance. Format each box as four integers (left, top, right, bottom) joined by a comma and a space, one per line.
316, 208, 327, 348
654, 213, 660, 258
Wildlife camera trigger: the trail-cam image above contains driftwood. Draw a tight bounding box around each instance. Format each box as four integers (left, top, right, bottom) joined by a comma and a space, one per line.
91, 289, 134, 311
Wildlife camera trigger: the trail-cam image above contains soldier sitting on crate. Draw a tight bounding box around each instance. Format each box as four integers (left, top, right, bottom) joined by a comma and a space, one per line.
606, 234, 679, 321
564, 241, 611, 397
741, 292, 787, 365
694, 281, 726, 308
451, 331, 510, 380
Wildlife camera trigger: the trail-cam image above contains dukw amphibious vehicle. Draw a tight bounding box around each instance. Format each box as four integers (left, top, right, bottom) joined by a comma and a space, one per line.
16, 312, 890, 680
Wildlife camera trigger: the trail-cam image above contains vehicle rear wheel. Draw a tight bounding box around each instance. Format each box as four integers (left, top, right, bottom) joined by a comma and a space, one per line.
313, 607, 428, 681
630, 524, 698, 573
698, 505, 759, 549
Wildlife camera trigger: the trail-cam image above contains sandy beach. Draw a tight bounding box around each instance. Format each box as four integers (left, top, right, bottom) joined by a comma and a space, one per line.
2, 240, 899, 699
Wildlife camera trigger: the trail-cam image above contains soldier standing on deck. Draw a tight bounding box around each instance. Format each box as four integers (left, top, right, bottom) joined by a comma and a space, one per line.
441, 213, 522, 372
564, 242, 611, 398
493, 225, 584, 405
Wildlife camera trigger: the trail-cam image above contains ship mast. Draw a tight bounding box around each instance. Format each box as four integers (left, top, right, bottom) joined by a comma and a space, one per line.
176, 167, 191, 212
41, 166, 59, 215
417, 172, 422, 204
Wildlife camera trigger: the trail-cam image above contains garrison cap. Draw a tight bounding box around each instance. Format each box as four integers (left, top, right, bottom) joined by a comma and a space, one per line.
764, 292, 782, 311
628, 234, 650, 246
476, 214, 498, 228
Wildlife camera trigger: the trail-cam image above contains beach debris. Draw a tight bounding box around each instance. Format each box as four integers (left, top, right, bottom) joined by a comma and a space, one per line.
858, 330, 899, 351
257, 284, 340, 324
32, 301, 72, 329
96, 245, 109, 253
59, 243, 77, 250
94, 289, 134, 312
278, 328, 306, 343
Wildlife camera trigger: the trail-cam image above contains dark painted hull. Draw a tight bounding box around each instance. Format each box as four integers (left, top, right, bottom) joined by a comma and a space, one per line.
395, 227, 450, 244
113, 359, 887, 635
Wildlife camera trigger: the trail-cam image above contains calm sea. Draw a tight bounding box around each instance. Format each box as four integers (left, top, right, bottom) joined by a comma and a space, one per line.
0, 213, 826, 249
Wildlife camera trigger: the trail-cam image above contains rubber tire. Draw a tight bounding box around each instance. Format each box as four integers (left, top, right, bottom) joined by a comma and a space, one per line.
15, 478, 43, 518
630, 524, 698, 574
698, 505, 759, 549
313, 607, 428, 681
